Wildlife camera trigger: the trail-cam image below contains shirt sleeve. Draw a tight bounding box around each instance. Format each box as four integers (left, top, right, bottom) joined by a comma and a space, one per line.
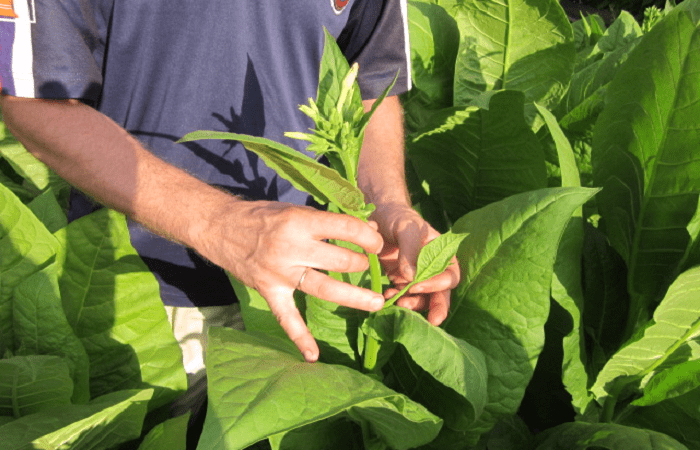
337, 0, 411, 100
0, 0, 105, 103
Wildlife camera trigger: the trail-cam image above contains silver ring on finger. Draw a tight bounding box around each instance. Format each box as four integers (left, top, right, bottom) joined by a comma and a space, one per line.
296, 267, 310, 290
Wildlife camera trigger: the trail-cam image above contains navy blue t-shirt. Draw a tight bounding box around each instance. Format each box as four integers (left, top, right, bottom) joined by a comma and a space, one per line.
1, 0, 411, 307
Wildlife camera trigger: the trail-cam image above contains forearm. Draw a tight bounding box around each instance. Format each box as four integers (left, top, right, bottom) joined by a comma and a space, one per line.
0, 96, 236, 252
358, 96, 411, 209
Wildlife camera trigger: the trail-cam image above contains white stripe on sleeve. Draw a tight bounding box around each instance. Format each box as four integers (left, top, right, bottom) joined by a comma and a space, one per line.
12, 0, 35, 97
399, 0, 412, 91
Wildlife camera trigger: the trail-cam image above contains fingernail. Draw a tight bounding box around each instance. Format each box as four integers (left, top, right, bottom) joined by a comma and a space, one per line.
303, 350, 316, 362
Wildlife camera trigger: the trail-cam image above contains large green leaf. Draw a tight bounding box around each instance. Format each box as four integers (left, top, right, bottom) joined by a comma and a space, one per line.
365, 307, 487, 430
137, 412, 190, 450
591, 1, 700, 331
591, 266, 700, 404
178, 132, 368, 218
446, 0, 574, 111
0, 355, 72, 418
407, 1, 459, 107
0, 389, 152, 450
197, 327, 442, 450
444, 187, 596, 442
408, 90, 547, 223
54, 209, 186, 409
534, 422, 688, 449
0, 183, 59, 355
13, 264, 90, 404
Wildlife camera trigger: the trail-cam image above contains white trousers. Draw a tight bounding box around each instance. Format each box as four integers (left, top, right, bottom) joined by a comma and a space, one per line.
165, 304, 245, 415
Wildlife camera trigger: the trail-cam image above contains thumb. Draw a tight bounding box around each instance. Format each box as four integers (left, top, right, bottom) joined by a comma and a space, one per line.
395, 222, 431, 282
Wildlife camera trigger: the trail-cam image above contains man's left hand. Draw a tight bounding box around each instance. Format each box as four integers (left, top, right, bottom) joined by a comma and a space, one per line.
371, 203, 460, 326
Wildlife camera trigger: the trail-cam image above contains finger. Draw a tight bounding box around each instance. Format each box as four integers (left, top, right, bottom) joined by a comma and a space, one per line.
302, 241, 371, 273
263, 288, 319, 362
426, 290, 451, 326
396, 293, 428, 311
395, 222, 433, 281
300, 269, 385, 311
309, 212, 383, 254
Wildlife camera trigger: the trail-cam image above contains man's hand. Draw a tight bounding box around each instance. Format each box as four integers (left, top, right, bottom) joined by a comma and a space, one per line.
0, 95, 384, 363
358, 95, 460, 326
195, 200, 386, 362
371, 203, 460, 326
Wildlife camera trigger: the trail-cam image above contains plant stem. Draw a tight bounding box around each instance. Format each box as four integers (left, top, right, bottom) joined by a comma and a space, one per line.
363, 253, 383, 372
600, 395, 617, 423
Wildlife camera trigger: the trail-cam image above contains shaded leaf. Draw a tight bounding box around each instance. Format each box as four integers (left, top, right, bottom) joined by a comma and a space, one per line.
13, 264, 90, 404
137, 412, 190, 450
0, 389, 152, 450
0, 356, 72, 418
408, 90, 547, 223
269, 416, 363, 450
27, 189, 67, 234
55, 209, 187, 410
365, 307, 487, 430
406, 1, 459, 107
0, 183, 59, 355
621, 387, 700, 449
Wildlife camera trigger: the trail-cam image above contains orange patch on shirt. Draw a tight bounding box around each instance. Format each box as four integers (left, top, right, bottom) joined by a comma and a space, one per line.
0, 0, 18, 19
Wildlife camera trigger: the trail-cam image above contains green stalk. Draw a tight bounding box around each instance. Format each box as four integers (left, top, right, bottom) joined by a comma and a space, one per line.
363, 252, 383, 372
600, 393, 618, 423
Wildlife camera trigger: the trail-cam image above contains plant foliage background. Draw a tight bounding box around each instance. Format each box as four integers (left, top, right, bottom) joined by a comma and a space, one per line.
1, 0, 700, 448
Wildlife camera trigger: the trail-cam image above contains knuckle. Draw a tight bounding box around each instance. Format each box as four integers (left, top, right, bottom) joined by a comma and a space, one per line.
341, 216, 363, 237
334, 251, 355, 272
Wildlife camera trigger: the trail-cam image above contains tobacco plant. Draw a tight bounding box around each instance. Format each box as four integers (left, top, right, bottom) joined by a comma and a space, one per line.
4, 0, 698, 447
179, 29, 594, 450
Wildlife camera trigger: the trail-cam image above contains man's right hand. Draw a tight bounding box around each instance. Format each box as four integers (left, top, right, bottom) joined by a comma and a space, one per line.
193, 200, 386, 362
0, 95, 385, 363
